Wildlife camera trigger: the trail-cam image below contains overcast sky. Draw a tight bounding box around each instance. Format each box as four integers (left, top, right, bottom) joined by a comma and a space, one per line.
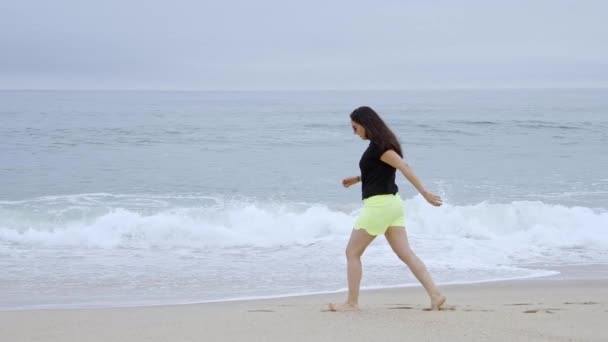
1, 0, 606, 90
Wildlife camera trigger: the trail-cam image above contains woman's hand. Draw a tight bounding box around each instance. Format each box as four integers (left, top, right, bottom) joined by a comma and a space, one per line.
423, 191, 443, 206
342, 176, 360, 188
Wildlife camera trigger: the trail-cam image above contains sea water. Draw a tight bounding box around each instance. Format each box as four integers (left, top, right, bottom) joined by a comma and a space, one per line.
1, 89, 607, 309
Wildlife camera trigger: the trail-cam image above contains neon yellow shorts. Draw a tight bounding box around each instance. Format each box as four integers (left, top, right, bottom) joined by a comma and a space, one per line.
354, 193, 405, 236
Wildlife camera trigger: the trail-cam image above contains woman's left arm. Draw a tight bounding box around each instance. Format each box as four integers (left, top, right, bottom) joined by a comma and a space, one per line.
380, 150, 443, 206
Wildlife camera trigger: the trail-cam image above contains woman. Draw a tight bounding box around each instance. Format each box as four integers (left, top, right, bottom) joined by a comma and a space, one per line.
329, 106, 446, 312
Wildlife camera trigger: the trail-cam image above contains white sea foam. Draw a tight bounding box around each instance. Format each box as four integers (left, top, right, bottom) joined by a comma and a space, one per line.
1, 194, 606, 265
1, 194, 607, 309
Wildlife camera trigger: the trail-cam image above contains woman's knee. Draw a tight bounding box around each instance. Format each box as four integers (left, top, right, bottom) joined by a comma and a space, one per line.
345, 246, 363, 259
396, 248, 415, 263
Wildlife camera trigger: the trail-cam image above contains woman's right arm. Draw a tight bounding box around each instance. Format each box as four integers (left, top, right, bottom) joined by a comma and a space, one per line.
342, 176, 361, 188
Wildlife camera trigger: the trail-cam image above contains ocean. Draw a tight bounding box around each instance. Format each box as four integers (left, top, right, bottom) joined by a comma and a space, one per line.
1, 89, 607, 309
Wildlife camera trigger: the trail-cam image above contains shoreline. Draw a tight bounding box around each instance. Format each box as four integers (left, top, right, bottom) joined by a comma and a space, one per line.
3, 263, 606, 312
0, 269, 563, 312
1, 276, 606, 341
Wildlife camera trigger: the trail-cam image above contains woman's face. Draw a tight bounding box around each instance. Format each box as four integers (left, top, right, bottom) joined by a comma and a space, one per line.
351, 120, 366, 140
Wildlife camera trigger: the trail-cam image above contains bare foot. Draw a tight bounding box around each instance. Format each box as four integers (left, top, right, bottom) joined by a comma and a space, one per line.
328, 302, 360, 312
431, 294, 446, 311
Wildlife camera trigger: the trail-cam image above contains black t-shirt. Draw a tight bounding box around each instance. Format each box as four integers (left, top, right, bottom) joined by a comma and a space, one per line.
359, 142, 399, 200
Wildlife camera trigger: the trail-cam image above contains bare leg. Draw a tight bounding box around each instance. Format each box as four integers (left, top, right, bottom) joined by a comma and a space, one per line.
328, 228, 376, 311
385, 226, 446, 310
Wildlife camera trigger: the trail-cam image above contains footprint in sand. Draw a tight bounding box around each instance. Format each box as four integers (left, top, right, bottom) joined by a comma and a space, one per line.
462, 309, 494, 312
248, 309, 275, 313
564, 301, 598, 305
422, 306, 456, 312
388, 306, 414, 310
523, 309, 564, 314
524, 309, 542, 313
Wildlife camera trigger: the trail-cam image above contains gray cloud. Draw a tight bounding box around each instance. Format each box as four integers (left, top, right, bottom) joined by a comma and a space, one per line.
1, 0, 607, 90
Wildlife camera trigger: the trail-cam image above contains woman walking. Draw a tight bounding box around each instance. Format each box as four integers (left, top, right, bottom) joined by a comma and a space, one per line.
329, 106, 446, 312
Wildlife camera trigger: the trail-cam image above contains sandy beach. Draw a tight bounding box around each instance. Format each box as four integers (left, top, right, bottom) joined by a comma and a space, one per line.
1, 273, 607, 342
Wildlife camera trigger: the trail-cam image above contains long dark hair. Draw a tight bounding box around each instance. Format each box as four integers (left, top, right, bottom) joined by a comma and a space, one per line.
350, 106, 403, 157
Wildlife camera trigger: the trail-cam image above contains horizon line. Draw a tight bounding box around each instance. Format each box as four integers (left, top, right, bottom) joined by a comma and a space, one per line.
1, 85, 608, 92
